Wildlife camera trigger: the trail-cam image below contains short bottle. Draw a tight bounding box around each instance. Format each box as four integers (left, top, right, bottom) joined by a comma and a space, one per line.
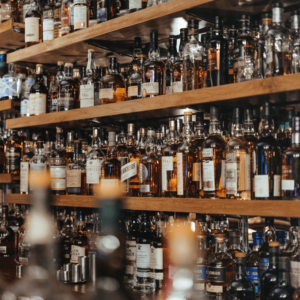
73, 0, 89, 30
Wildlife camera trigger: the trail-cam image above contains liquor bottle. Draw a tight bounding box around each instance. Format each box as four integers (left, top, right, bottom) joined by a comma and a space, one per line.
66, 140, 86, 195
58, 62, 78, 111
66, 131, 74, 162
165, 35, 177, 95
86, 127, 105, 195
142, 29, 166, 97
61, 0, 71, 35
49, 61, 63, 113
1, 64, 18, 101
206, 233, 235, 298
80, 49, 100, 108
25, 0, 42, 47
73, 0, 89, 30
50, 127, 67, 195
0, 0, 19, 22
276, 231, 288, 253
225, 107, 251, 200
265, 2, 292, 77
172, 28, 188, 93
246, 232, 264, 295
276, 109, 289, 151
100, 57, 126, 104
252, 17, 263, 80
53, 0, 62, 38
139, 128, 160, 197
176, 111, 198, 198
88, 0, 97, 26
291, 10, 300, 74
29, 64, 48, 116
202, 106, 226, 199
285, 107, 294, 138
43, 0, 54, 41
60, 213, 75, 264
207, 16, 228, 86
282, 218, 298, 258
227, 24, 238, 83
260, 241, 280, 300
227, 252, 256, 300
5, 130, 22, 176
233, 15, 255, 82
227, 230, 244, 259
135, 212, 155, 293
254, 103, 281, 200
96, 0, 109, 23
138, 127, 147, 156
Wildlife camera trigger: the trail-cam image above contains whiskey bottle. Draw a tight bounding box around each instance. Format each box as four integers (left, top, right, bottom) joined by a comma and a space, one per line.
49, 61, 63, 113
60, 213, 75, 264
61, 0, 71, 35
88, 0, 97, 26
96, 0, 109, 23
50, 127, 67, 195
227, 252, 256, 300
53, 0, 62, 38
202, 106, 226, 199
5, 130, 22, 176
254, 103, 281, 200
291, 10, 300, 72
227, 24, 238, 83
1, 64, 18, 101
183, 20, 204, 90
227, 230, 244, 259
100, 57, 126, 104
176, 111, 198, 198
20, 131, 33, 194
142, 29, 166, 97
201, 34, 208, 88
265, 2, 292, 77
25, 0, 42, 47
165, 35, 177, 95
66, 131, 74, 162
73, 0, 89, 30
172, 28, 188, 93
207, 16, 228, 86
225, 107, 251, 200
29, 64, 48, 116
100, 127, 108, 156
43, 0, 54, 41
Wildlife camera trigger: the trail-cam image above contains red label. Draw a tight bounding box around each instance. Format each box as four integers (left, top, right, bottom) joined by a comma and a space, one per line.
145, 69, 153, 79
173, 69, 180, 79
61, 14, 70, 28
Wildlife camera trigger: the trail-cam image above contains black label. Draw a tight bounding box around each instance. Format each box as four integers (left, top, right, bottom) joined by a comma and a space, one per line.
206, 266, 227, 283
5, 147, 21, 171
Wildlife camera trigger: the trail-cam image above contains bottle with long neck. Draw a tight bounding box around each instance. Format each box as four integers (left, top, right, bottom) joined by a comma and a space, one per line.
165, 35, 177, 95
291, 10, 300, 74
227, 24, 238, 83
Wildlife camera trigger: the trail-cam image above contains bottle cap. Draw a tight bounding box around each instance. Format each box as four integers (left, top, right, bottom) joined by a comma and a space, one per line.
214, 15, 223, 29
169, 118, 176, 131
188, 19, 199, 29
127, 124, 135, 135
88, 49, 95, 53
235, 252, 246, 258
279, 257, 290, 271
65, 63, 73, 67
147, 128, 155, 136
140, 127, 146, 136
183, 111, 193, 123
269, 241, 280, 247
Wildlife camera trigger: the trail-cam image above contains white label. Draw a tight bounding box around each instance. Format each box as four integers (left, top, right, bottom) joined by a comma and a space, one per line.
141, 82, 159, 96
86, 159, 102, 184
50, 166, 67, 190
121, 160, 137, 182
128, 86, 138, 98
74, 6, 87, 29
150, 247, 163, 270
140, 185, 150, 193
0, 246, 7, 254
291, 261, 300, 288
221, 160, 226, 189
266, 51, 273, 64
30, 163, 47, 191
25, 17, 39, 43
100, 179, 119, 192
19, 257, 28, 265
43, 18, 54, 41
20, 162, 29, 193
100, 88, 114, 100
162, 156, 173, 191
282, 180, 295, 191
67, 169, 81, 188
176, 153, 183, 195
29, 94, 47, 115
70, 245, 85, 263
255, 175, 269, 197
126, 265, 134, 275
225, 162, 237, 194
21, 99, 29, 115
126, 240, 136, 262
172, 81, 183, 93
206, 284, 223, 293
245, 154, 251, 191
129, 0, 141, 9
203, 160, 215, 191
203, 148, 213, 158
193, 162, 201, 182
273, 175, 281, 197
136, 244, 150, 268
166, 86, 172, 95
80, 84, 94, 108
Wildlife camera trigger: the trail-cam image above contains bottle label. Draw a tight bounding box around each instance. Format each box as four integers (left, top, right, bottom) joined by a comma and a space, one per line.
172, 81, 183, 93
137, 269, 150, 278
97, 7, 107, 22
141, 82, 159, 96
21, 98, 29, 115
140, 184, 150, 193
50, 166, 67, 190
25, 17, 40, 43
74, 6, 87, 30
208, 48, 220, 71
203, 160, 215, 191
176, 153, 184, 195
139, 163, 148, 183
70, 245, 85, 263
246, 267, 258, 283
20, 162, 29, 193
30, 163, 47, 191
6, 148, 21, 171
125, 265, 134, 275
121, 160, 137, 182
86, 159, 102, 184
291, 261, 300, 288
100, 179, 119, 193
2, 77, 17, 97
128, 86, 138, 98
273, 175, 281, 197
126, 240, 136, 262
100, 88, 114, 100
254, 175, 269, 197
61, 14, 70, 34
206, 266, 226, 283
225, 153, 237, 195
206, 284, 223, 293
0, 246, 7, 254
162, 156, 173, 191
43, 18, 54, 41
129, 0, 141, 9
19, 257, 28, 265
195, 265, 206, 280
80, 84, 94, 108
29, 93, 47, 115
150, 246, 163, 270
193, 162, 201, 182
203, 148, 213, 158
26, 77, 36, 91
282, 180, 295, 191
67, 169, 81, 188
136, 243, 150, 268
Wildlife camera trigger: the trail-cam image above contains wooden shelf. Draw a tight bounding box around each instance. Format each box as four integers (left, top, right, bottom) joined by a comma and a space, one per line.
0, 174, 15, 183
6, 74, 300, 129
5, 194, 300, 217
0, 100, 20, 114
0, 20, 24, 51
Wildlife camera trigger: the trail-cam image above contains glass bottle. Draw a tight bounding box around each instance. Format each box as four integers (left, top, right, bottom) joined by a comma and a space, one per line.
49, 61, 63, 113
100, 127, 108, 156
265, 2, 292, 77
202, 106, 226, 199
25, 0, 42, 47
61, 0, 71, 35
165, 35, 177, 95
100, 56, 126, 104
5, 130, 22, 176
73, 0, 89, 30
227, 252, 256, 300
291, 227, 300, 289
291, 10, 300, 74
96, 0, 114, 23
142, 29, 166, 97
227, 24, 238, 83
283, 218, 298, 258
1, 64, 18, 101
254, 102, 281, 200
227, 230, 244, 259
207, 16, 228, 86
225, 107, 251, 200
66, 131, 74, 162
60, 213, 74, 264
0, 0, 18, 22
43, 0, 54, 41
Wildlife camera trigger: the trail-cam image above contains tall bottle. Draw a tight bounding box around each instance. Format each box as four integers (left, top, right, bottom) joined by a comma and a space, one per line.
5, 130, 22, 176
227, 24, 238, 83
165, 35, 177, 95
49, 61, 63, 113
1, 64, 18, 101
73, 0, 89, 30
25, 0, 42, 47
290, 223, 300, 289
43, 0, 54, 41
142, 29, 166, 97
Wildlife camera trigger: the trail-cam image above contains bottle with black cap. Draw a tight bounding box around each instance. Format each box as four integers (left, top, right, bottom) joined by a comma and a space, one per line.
183, 19, 204, 91
207, 16, 228, 86
202, 106, 226, 199
165, 35, 177, 95
172, 28, 188, 93
254, 102, 281, 200
142, 29, 166, 97
265, 2, 292, 77
291, 10, 300, 74
281, 116, 300, 200
100, 56, 126, 103
225, 107, 251, 200
227, 24, 238, 84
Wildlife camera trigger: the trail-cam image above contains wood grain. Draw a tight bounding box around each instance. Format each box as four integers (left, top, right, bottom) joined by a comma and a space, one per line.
5, 194, 300, 217
0, 100, 19, 112
0, 174, 12, 183
0, 20, 25, 51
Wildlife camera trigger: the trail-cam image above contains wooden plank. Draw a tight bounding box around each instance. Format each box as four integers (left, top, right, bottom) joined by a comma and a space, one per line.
0, 174, 12, 183
6, 73, 300, 130
0, 100, 20, 112
5, 194, 300, 217
0, 20, 24, 51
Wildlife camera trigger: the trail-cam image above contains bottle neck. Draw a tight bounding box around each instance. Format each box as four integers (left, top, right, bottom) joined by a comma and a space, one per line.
244, 122, 255, 135
209, 122, 221, 135
215, 241, 227, 253
235, 262, 245, 280
269, 251, 279, 269
86, 52, 96, 76
272, 7, 284, 25
279, 269, 290, 285
232, 123, 244, 137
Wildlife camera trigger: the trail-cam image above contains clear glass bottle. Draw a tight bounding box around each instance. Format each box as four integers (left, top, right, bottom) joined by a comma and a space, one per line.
60, 212, 74, 264
227, 24, 238, 83
165, 35, 177, 95
25, 0, 42, 47
283, 218, 298, 258
66, 131, 74, 162
291, 10, 300, 74
49, 61, 64, 113
1, 64, 18, 101
5, 130, 22, 176
43, 0, 54, 41
73, 0, 89, 30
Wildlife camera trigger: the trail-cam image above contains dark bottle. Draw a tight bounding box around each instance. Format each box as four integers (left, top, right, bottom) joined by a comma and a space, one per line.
208, 16, 228, 86
260, 241, 280, 300
0, 132, 4, 174
276, 231, 288, 253
201, 33, 208, 88
205, 30, 212, 88
227, 24, 238, 84
165, 35, 177, 95
254, 103, 281, 200
0, 51, 8, 81
227, 230, 244, 259
5, 130, 22, 176
269, 257, 295, 300
227, 252, 255, 300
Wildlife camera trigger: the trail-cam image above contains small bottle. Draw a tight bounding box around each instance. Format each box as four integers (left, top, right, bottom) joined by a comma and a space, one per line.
1, 64, 18, 101
73, 0, 89, 31
43, 0, 54, 41
227, 230, 244, 259
25, 0, 42, 47
165, 35, 177, 95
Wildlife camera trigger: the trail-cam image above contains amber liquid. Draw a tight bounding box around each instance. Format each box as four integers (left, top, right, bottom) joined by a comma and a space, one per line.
143, 60, 166, 96
266, 51, 291, 77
